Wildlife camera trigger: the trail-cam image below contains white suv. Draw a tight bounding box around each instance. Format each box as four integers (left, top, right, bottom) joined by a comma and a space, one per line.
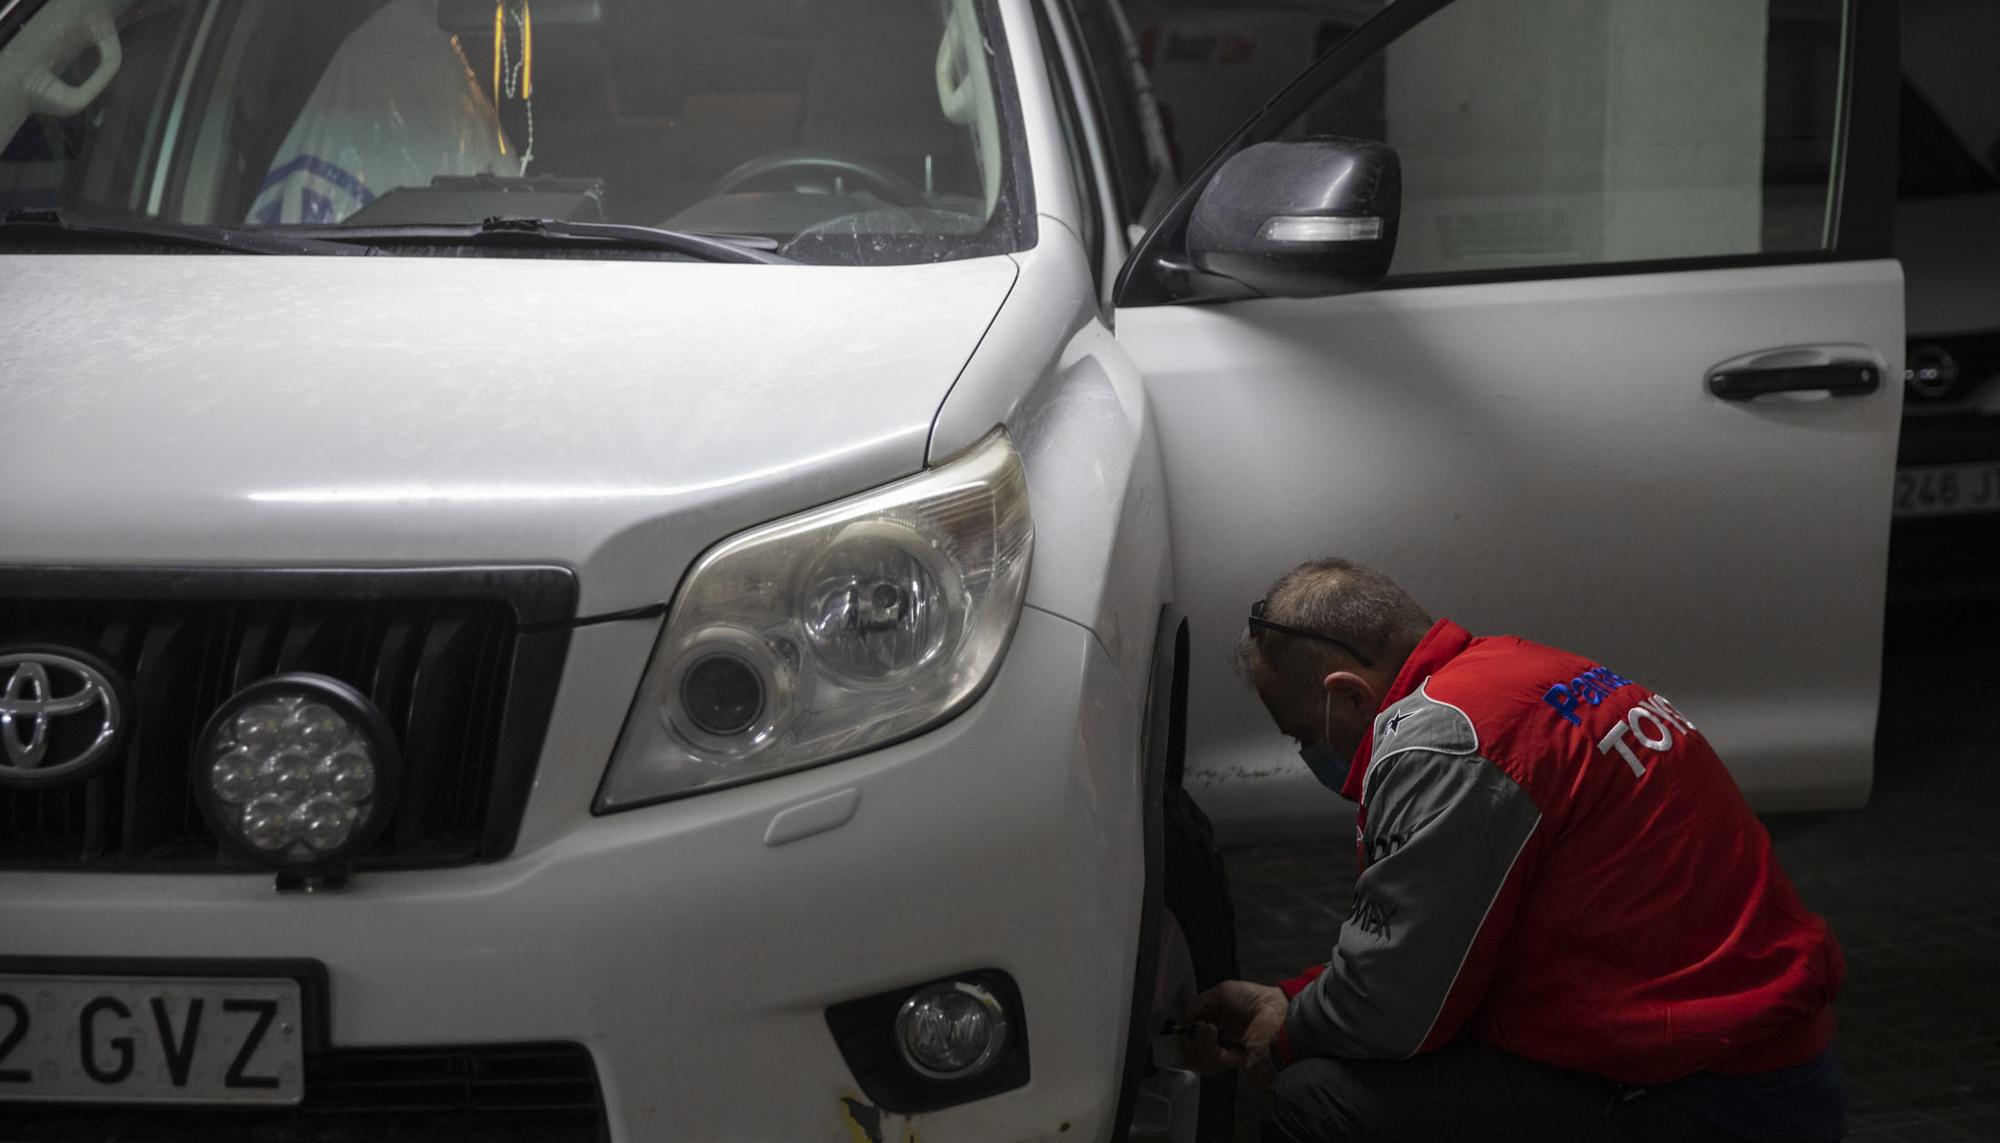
0, 0, 1904, 1140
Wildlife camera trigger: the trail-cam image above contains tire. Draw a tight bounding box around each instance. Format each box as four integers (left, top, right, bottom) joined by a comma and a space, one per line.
1126, 612, 1239, 1143
1164, 781, 1239, 1143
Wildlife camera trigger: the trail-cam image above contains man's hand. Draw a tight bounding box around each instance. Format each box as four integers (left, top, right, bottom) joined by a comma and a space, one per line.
1182, 980, 1289, 1084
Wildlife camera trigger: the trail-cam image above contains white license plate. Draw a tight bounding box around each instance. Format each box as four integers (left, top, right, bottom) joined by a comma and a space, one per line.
0, 974, 304, 1105
1894, 462, 2000, 518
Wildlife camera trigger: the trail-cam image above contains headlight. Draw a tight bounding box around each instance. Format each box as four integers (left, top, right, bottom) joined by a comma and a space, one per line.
596, 429, 1033, 811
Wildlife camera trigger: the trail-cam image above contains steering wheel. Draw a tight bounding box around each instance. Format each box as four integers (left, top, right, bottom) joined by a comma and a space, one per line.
708, 151, 924, 207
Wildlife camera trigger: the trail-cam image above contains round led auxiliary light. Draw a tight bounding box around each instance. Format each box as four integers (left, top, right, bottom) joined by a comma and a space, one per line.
193, 674, 401, 870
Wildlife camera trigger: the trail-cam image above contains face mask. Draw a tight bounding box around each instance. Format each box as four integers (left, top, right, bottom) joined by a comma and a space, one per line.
1297, 692, 1350, 793
1299, 741, 1351, 793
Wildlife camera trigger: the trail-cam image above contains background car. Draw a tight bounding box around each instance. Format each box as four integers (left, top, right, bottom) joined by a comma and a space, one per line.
1886, 0, 2000, 603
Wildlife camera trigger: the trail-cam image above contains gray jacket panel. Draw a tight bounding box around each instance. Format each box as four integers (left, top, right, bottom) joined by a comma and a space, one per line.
1284, 685, 1544, 1060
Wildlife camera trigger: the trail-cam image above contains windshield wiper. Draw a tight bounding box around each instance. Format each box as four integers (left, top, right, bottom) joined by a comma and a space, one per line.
291, 217, 790, 264
2, 209, 790, 263
0, 208, 365, 256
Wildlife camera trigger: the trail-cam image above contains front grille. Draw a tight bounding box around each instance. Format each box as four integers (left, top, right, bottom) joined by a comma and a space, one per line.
1, 1042, 608, 1142
0, 567, 574, 871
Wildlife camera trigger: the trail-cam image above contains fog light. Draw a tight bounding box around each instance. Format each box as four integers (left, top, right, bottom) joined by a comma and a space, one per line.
895, 981, 1009, 1079
194, 674, 399, 870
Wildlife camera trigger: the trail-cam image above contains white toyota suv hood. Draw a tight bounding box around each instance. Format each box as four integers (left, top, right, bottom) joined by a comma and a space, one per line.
0, 254, 1017, 612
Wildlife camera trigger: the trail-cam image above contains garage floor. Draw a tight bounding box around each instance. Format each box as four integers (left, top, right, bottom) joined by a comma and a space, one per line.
1226, 611, 2000, 1142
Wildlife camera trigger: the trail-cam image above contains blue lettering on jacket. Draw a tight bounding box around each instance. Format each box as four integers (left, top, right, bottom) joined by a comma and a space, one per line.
1542, 665, 1634, 726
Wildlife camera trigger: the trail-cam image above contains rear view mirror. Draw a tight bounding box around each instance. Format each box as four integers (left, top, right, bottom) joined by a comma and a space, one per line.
1187, 139, 1401, 300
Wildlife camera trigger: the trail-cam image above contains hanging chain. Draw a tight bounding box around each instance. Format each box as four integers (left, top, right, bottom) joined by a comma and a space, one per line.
493, 2, 535, 171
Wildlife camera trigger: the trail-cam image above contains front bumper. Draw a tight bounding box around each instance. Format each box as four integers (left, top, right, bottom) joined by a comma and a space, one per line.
3, 607, 1146, 1142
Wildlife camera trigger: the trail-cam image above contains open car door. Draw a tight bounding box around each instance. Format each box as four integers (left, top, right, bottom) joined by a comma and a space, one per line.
1113, 0, 1904, 837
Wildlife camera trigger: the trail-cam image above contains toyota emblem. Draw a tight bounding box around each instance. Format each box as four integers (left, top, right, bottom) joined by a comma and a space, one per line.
0, 648, 128, 788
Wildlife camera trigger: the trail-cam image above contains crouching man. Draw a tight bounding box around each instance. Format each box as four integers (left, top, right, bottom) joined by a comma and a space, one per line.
1187, 558, 1847, 1143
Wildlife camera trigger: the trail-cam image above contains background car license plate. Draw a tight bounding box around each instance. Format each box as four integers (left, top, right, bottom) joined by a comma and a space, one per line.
0, 974, 303, 1105
1894, 462, 2000, 518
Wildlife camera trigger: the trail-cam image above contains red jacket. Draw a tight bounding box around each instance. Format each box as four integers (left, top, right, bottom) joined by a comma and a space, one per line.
1273, 619, 1842, 1085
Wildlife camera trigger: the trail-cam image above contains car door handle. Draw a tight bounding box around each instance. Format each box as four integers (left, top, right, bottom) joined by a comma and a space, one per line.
1707, 362, 1882, 402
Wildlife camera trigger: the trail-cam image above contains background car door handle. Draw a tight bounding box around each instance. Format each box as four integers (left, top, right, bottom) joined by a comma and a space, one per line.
1707, 362, 1881, 401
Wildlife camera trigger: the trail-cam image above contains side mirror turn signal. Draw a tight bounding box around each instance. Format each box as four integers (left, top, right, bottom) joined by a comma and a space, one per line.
1187, 138, 1401, 300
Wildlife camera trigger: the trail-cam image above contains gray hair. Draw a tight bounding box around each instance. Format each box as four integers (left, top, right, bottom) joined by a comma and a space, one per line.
1236, 558, 1433, 688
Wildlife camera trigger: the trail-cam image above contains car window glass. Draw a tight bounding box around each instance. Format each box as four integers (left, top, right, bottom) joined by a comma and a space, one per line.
1065, 0, 1164, 224
1124, 0, 1379, 177
1255, 0, 1852, 278
0, 0, 1031, 265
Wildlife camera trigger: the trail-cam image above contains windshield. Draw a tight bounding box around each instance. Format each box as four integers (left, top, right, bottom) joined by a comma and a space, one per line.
0, 0, 1028, 264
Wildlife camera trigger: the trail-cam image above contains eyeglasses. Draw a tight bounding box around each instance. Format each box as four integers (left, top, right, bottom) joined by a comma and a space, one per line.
1247, 599, 1376, 668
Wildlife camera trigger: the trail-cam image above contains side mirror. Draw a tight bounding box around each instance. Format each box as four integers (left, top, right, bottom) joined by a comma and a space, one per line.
1187, 138, 1401, 300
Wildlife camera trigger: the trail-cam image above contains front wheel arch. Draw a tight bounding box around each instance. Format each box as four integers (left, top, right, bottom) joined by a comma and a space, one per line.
1113, 608, 1240, 1142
